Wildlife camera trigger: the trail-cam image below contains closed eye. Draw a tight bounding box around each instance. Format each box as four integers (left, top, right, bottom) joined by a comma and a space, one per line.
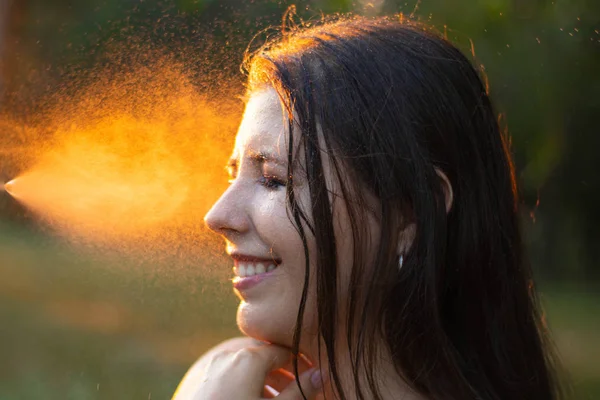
259, 175, 286, 190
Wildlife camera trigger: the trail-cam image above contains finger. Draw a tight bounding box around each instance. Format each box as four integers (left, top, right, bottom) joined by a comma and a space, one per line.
265, 368, 295, 392
229, 344, 293, 394
174, 339, 257, 399
250, 344, 294, 373
298, 353, 314, 368
280, 353, 313, 377
278, 367, 326, 400
263, 384, 280, 398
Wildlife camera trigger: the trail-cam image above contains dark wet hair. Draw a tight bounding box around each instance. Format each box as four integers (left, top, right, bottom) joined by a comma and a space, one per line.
244, 15, 563, 400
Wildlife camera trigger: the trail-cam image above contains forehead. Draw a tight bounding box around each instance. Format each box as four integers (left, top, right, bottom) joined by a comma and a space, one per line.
234, 88, 288, 157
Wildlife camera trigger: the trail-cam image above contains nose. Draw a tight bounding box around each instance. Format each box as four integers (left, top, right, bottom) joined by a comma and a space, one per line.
204, 183, 250, 238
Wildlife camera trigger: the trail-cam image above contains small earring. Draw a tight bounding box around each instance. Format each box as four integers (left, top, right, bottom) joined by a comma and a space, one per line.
398, 254, 404, 270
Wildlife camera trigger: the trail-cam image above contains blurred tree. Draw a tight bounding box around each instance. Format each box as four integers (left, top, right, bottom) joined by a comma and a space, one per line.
0, 0, 27, 107
0, 0, 5, 96
0, 0, 12, 100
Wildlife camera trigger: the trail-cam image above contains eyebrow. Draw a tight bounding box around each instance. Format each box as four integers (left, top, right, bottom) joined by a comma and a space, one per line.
227, 150, 287, 169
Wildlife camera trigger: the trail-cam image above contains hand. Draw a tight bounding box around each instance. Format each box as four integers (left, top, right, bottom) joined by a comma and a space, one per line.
173, 337, 324, 400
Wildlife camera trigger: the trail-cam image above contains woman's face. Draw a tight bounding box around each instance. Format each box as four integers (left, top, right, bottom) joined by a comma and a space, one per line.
204, 88, 318, 349
204, 87, 378, 354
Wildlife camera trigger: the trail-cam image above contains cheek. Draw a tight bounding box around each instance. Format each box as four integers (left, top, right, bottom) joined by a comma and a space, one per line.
237, 190, 320, 347
256, 192, 282, 224
331, 196, 381, 313
255, 190, 308, 256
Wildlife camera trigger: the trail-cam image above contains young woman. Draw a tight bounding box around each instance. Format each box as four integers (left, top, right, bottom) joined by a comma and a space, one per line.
173, 15, 563, 400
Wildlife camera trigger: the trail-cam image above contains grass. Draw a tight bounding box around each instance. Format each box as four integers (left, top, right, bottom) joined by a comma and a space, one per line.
0, 219, 597, 399
540, 284, 600, 399
0, 218, 239, 399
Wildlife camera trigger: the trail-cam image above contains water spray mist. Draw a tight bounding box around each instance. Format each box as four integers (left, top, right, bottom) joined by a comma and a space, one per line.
2, 180, 14, 195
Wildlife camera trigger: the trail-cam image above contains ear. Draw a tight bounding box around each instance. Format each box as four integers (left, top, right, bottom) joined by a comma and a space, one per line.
397, 222, 416, 256
435, 168, 454, 214
397, 169, 453, 258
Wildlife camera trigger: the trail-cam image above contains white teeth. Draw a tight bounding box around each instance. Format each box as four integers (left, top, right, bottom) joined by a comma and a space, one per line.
256, 263, 265, 274
235, 262, 279, 277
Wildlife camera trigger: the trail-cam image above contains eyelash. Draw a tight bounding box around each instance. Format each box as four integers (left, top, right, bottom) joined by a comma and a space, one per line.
259, 175, 286, 190
226, 167, 285, 190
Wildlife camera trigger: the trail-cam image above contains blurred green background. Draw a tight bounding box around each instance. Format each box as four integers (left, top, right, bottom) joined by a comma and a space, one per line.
0, 0, 598, 399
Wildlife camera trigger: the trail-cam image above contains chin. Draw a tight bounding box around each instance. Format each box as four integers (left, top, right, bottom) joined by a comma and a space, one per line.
236, 302, 295, 347
235, 300, 319, 353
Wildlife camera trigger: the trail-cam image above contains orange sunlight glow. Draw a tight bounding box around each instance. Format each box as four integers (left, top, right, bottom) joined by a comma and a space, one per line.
1, 56, 240, 265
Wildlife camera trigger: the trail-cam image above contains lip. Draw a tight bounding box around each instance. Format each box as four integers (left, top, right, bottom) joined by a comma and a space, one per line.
229, 253, 282, 291
232, 267, 278, 291
229, 252, 282, 265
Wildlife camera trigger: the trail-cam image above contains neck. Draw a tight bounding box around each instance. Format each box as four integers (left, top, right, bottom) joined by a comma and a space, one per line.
303, 335, 425, 400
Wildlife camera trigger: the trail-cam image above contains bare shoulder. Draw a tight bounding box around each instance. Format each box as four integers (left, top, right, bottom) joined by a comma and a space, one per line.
172, 336, 258, 399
